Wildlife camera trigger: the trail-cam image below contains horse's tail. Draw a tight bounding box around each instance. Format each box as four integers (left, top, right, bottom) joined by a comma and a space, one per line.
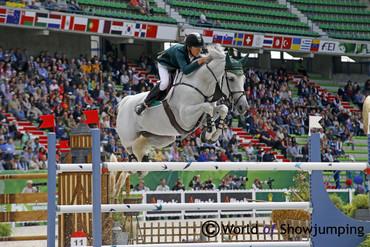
117, 95, 130, 113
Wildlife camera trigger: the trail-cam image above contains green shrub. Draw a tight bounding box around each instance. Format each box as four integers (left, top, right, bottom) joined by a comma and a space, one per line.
0, 223, 12, 236
342, 204, 356, 218
352, 194, 369, 209
358, 233, 370, 247
329, 193, 344, 211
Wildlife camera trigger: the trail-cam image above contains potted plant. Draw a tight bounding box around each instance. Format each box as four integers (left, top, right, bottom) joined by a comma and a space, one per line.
271, 171, 310, 240
358, 233, 370, 247
0, 223, 12, 237
352, 194, 370, 221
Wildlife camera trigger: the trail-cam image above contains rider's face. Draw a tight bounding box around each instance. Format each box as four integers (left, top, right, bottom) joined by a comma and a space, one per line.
189, 46, 202, 58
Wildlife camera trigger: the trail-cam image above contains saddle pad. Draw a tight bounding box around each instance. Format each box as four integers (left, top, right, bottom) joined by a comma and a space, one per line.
148, 100, 161, 107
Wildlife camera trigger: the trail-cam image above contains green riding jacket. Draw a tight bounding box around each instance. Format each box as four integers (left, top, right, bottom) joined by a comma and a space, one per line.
157, 44, 201, 75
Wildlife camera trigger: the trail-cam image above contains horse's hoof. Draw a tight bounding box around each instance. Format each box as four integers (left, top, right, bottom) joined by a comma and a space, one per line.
142, 155, 150, 162
127, 171, 136, 175
137, 171, 148, 178
200, 131, 208, 144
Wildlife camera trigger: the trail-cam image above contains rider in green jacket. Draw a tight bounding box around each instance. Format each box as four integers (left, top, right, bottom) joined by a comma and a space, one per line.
134, 32, 211, 115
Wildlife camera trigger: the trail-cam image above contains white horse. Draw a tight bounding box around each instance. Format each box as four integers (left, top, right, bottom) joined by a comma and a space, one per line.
116, 45, 249, 177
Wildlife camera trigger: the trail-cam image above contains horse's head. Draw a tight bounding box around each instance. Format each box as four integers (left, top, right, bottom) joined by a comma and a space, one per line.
223, 53, 249, 115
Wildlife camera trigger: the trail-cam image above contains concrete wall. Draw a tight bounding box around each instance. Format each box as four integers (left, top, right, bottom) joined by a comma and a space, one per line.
312, 54, 333, 79
0, 26, 91, 59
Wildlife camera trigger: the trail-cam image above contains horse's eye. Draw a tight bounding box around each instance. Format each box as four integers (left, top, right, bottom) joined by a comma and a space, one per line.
229, 77, 234, 81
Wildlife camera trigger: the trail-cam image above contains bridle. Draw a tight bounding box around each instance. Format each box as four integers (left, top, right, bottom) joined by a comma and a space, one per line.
173, 61, 245, 105
205, 63, 246, 106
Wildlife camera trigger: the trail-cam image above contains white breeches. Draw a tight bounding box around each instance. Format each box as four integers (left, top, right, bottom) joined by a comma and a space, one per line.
158, 63, 170, 91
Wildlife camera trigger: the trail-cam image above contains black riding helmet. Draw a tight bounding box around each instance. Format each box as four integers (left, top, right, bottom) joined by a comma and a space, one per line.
185, 33, 204, 48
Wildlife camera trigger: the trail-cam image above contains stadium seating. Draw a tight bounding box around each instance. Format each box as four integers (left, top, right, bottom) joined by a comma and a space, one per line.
170, 0, 319, 36
291, 0, 370, 40
77, 0, 176, 23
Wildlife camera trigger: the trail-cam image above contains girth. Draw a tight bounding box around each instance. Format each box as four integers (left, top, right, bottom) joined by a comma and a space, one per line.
162, 100, 204, 135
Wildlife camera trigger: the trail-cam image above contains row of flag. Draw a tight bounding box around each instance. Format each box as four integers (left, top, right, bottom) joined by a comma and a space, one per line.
201, 30, 321, 52
0, 8, 159, 38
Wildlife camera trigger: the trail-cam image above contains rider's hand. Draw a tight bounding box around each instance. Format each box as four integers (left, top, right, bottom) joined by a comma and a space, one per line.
198, 56, 211, 65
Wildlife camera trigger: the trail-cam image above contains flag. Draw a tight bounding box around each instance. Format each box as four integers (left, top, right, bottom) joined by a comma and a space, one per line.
253, 35, 263, 47
300, 39, 311, 51
202, 30, 213, 43
35, 12, 48, 27
282, 37, 292, 49
110, 21, 124, 35
6, 9, 20, 25
102, 20, 111, 34
262, 36, 273, 48
0, 8, 7, 23
20, 11, 35, 26
233, 33, 244, 46
291, 38, 302, 50
73, 17, 87, 32
48, 14, 61, 29
202, 30, 213, 37
273, 36, 283, 49
59, 140, 69, 149
96, 19, 105, 33
146, 24, 158, 38
134, 23, 146, 37
61, 15, 74, 30
123, 22, 134, 36
222, 33, 233, 45
87, 18, 99, 32
83, 110, 99, 128
39, 115, 55, 129
213, 34, 222, 44
243, 34, 254, 46
310, 39, 320, 52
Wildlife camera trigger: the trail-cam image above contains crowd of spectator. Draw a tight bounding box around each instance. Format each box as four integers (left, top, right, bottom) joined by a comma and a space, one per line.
0, 45, 368, 171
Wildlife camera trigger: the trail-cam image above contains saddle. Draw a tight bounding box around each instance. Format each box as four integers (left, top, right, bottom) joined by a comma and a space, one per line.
147, 69, 178, 108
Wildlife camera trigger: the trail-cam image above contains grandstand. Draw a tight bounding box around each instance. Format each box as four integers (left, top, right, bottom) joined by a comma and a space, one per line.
0, 0, 369, 245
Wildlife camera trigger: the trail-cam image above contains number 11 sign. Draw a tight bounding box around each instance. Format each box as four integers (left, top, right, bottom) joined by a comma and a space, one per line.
71, 231, 87, 246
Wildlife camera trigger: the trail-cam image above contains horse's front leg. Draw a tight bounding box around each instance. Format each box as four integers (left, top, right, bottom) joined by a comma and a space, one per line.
210, 104, 228, 142
181, 103, 216, 142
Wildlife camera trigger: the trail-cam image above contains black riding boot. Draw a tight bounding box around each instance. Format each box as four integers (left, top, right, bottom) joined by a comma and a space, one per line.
134, 84, 166, 116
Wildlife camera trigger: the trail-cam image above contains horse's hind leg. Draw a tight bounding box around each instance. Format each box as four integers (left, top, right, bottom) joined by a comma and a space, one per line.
210, 104, 228, 143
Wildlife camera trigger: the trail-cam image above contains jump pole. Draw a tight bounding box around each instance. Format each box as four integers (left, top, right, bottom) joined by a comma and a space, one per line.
57, 201, 310, 214
47, 132, 56, 247
92, 129, 101, 247
56, 162, 368, 172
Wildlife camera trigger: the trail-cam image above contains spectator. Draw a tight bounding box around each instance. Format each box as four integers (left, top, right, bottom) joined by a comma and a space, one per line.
55, 120, 69, 140
8, 94, 25, 120
245, 142, 255, 162
29, 155, 41, 170
18, 155, 29, 170
156, 178, 170, 191
218, 179, 229, 190
135, 180, 150, 192
262, 149, 275, 162
172, 179, 185, 191
198, 148, 209, 162
189, 174, 202, 190
200, 10, 211, 25
22, 180, 38, 193
251, 178, 262, 190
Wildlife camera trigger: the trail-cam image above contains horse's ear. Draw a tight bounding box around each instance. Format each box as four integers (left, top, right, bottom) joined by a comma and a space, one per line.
225, 53, 232, 68
239, 53, 249, 67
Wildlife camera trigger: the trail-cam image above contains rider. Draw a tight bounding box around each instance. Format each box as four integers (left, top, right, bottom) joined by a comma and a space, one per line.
134, 32, 211, 115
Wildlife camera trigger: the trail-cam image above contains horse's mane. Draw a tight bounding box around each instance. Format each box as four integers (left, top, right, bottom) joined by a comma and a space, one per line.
206, 44, 225, 60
